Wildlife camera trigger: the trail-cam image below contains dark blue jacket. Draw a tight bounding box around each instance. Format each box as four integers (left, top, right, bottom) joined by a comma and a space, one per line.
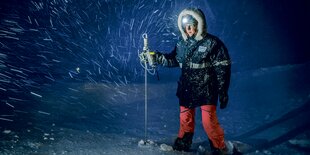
157, 33, 231, 108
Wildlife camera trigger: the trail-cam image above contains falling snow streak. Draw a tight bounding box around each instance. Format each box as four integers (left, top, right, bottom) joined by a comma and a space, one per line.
38, 111, 50, 115
30, 92, 43, 98
5, 102, 14, 108
0, 117, 14, 122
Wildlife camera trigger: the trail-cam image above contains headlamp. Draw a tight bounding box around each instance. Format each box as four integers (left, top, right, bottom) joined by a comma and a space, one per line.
181, 15, 197, 26
182, 17, 189, 25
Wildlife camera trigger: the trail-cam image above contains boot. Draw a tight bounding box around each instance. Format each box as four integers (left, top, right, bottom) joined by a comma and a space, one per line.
209, 139, 228, 155
209, 139, 242, 155
173, 132, 194, 151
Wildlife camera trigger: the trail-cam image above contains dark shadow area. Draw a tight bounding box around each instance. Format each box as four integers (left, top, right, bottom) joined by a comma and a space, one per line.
234, 100, 310, 153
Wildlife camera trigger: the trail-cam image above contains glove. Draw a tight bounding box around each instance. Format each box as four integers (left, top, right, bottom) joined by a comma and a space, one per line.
219, 92, 229, 109
139, 51, 157, 65
139, 52, 147, 62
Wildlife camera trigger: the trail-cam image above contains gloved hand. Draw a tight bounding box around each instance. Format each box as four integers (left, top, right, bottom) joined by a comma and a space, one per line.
139, 52, 147, 62
219, 92, 229, 109
139, 51, 157, 66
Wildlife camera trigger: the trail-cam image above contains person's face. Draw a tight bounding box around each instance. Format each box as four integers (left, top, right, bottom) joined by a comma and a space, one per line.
185, 24, 197, 37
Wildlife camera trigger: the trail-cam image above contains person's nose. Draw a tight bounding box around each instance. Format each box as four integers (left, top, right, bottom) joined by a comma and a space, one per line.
187, 25, 191, 31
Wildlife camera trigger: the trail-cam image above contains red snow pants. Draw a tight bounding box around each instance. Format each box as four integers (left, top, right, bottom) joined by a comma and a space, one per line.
178, 105, 225, 149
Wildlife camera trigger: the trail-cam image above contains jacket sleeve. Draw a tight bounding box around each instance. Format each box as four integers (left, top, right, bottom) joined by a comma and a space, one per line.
156, 46, 179, 67
212, 40, 231, 95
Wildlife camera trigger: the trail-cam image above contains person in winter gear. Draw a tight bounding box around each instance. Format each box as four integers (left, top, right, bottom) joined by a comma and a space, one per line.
146, 8, 231, 153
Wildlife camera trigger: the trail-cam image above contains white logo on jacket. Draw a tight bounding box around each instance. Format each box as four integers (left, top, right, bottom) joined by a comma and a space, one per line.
198, 46, 207, 52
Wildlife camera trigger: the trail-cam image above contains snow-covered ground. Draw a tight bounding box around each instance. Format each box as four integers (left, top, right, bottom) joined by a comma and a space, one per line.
1, 62, 309, 154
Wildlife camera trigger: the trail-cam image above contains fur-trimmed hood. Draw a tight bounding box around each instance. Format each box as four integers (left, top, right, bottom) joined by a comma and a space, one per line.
178, 8, 207, 41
